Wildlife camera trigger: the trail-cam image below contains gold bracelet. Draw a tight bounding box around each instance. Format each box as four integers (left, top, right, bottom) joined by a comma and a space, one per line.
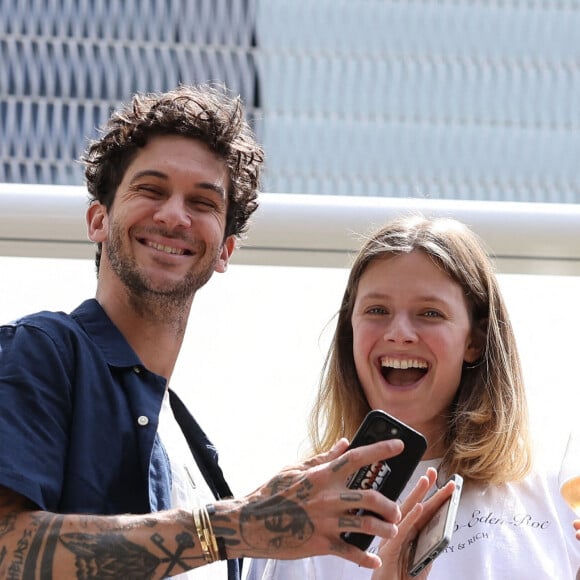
192, 507, 216, 563
206, 504, 228, 560
200, 505, 220, 562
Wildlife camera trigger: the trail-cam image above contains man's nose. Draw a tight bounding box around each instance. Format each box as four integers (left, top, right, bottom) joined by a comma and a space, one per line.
153, 195, 191, 228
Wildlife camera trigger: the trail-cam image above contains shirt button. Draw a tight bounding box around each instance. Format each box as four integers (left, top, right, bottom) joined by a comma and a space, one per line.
133, 366, 141, 374
137, 416, 149, 426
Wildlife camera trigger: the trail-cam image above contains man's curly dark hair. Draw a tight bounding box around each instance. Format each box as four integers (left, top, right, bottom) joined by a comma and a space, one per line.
81, 84, 264, 271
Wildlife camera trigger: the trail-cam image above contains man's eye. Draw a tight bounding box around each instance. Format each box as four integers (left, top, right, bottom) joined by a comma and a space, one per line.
190, 198, 218, 210
138, 185, 162, 195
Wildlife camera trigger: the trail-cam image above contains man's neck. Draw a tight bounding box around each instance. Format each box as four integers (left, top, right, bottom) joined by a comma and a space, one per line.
95, 285, 192, 379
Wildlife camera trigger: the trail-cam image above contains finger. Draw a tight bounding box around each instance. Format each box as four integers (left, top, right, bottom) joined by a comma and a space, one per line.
399, 468, 438, 518
339, 505, 400, 539
398, 502, 424, 538
326, 537, 384, 570
376, 502, 424, 560
339, 488, 402, 528
300, 438, 351, 469
332, 439, 405, 477
413, 480, 456, 531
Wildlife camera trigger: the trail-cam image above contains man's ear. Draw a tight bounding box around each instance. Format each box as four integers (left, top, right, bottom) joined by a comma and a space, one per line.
86, 202, 108, 243
464, 319, 486, 364
215, 235, 236, 273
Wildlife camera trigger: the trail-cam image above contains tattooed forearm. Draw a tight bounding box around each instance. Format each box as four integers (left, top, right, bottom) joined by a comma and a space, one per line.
0, 512, 16, 539
6, 529, 29, 579
3, 513, 55, 579
60, 531, 162, 579
0, 496, 207, 579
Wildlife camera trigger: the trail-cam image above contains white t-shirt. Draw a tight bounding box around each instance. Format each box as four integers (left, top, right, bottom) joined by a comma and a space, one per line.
157, 390, 228, 580
246, 436, 580, 580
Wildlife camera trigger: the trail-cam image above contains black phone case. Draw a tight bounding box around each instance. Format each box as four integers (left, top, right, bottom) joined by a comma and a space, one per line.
341, 410, 428, 550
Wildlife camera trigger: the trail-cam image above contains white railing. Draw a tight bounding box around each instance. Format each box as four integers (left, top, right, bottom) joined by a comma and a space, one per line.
1, 183, 579, 275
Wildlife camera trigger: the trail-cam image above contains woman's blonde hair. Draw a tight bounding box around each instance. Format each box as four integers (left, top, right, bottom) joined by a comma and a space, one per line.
309, 214, 531, 485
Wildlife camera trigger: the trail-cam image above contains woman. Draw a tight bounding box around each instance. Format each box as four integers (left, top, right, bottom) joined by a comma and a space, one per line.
248, 215, 580, 579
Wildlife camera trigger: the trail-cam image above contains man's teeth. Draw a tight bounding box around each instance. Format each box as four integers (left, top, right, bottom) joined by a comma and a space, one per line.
381, 358, 428, 370
148, 241, 185, 255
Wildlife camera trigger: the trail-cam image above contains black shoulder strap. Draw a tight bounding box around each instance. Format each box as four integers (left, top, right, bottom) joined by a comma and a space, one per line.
168, 390, 242, 580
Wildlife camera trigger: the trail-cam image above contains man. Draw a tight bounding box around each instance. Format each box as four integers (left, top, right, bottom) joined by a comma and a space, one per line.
0, 85, 404, 579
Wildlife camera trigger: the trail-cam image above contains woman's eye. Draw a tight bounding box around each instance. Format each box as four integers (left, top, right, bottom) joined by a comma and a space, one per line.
366, 306, 387, 315
422, 310, 442, 318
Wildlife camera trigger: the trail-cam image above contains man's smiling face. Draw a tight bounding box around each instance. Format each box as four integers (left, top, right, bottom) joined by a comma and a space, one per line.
92, 134, 234, 305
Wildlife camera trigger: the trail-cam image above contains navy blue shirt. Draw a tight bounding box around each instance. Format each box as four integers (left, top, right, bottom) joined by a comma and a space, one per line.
0, 299, 240, 578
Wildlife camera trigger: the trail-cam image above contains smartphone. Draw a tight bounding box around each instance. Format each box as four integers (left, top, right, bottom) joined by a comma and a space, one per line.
341, 410, 428, 550
407, 473, 463, 577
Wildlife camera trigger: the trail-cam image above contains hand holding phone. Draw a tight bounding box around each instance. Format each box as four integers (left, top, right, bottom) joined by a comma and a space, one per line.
341, 410, 428, 550
407, 474, 463, 577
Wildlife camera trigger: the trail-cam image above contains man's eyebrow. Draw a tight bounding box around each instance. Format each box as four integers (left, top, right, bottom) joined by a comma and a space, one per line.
130, 169, 168, 183
130, 170, 227, 198
197, 182, 227, 198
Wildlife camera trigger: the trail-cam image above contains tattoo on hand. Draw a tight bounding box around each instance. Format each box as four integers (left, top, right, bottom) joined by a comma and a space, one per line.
332, 457, 349, 473
240, 496, 314, 552
340, 491, 362, 502
211, 513, 241, 549
339, 515, 361, 529
266, 475, 296, 495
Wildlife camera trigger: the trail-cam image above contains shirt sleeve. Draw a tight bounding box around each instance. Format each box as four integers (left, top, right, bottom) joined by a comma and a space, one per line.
0, 322, 73, 510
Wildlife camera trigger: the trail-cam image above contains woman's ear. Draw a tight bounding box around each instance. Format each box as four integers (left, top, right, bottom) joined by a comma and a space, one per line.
464, 319, 486, 364
86, 201, 108, 243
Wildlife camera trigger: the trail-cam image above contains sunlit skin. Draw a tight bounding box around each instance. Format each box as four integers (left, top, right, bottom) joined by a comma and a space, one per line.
351, 250, 481, 458
88, 134, 234, 314
86, 134, 235, 377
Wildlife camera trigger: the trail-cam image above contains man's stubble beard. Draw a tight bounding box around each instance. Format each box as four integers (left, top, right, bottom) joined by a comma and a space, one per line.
106, 221, 220, 324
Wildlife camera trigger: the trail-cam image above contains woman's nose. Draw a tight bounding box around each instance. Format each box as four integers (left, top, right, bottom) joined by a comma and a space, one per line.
383, 314, 418, 344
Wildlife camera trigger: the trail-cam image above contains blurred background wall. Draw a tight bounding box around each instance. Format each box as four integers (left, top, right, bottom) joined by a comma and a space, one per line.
2, 0, 579, 202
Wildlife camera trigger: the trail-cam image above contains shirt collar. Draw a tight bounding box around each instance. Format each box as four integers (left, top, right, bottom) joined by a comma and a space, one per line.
70, 299, 142, 368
